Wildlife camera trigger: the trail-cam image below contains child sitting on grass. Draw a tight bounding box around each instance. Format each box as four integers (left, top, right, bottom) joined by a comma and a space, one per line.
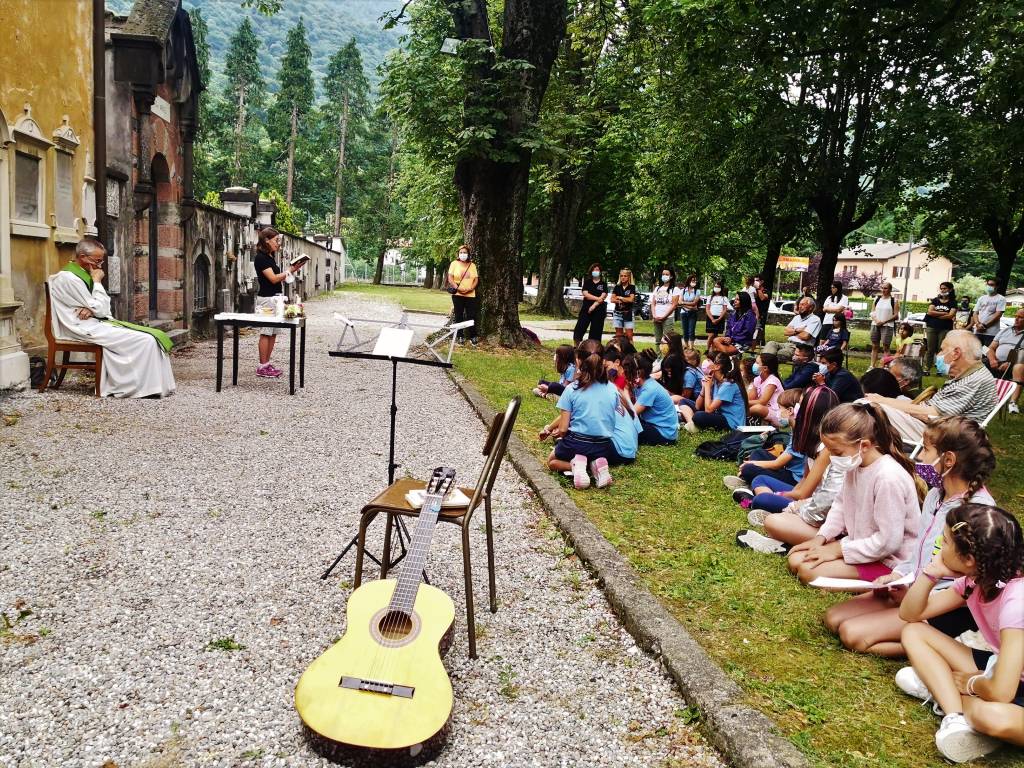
787, 401, 921, 585
625, 354, 679, 446
679, 352, 748, 433
538, 342, 620, 489
882, 322, 919, 367
653, 331, 685, 396
897, 503, 1023, 764
824, 416, 995, 657
533, 343, 575, 399
673, 347, 704, 409
746, 353, 784, 425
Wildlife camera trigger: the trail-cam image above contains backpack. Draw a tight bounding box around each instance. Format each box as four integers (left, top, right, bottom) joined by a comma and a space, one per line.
737, 430, 791, 463
693, 429, 745, 461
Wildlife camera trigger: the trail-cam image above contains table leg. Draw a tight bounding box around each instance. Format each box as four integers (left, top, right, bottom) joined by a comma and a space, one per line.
216, 323, 223, 392
232, 324, 239, 386
299, 322, 306, 388
289, 326, 297, 395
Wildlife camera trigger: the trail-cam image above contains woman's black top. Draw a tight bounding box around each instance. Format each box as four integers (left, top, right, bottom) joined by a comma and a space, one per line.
254, 251, 282, 297
580, 278, 608, 314
926, 295, 956, 331
612, 283, 637, 319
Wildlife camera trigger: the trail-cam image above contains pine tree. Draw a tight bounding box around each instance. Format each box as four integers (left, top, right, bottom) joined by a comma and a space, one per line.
323, 38, 370, 237
189, 8, 218, 198
269, 19, 314, 204
223, 17, 266, 184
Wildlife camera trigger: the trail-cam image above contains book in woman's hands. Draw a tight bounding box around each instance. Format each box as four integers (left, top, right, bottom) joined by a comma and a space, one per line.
290, 254, 311, 268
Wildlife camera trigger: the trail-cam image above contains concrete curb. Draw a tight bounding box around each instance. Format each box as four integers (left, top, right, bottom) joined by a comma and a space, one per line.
447, 369, 809, 768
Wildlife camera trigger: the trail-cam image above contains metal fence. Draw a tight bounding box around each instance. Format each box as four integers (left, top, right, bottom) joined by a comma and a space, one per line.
339, 257, 422, 286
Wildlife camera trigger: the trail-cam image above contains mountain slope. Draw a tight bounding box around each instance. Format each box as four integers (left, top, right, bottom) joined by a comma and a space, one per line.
106, 0, 403, 94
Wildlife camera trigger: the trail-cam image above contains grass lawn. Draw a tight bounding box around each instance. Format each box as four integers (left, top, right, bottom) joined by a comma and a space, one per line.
453, 344, 1024, 768
333, 282, 561, 320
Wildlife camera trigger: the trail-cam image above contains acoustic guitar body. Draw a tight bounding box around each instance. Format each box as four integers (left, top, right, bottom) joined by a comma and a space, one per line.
295, 578, 456, 765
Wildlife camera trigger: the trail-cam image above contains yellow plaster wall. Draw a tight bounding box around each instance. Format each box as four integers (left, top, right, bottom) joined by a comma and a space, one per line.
0, 0, 94, 351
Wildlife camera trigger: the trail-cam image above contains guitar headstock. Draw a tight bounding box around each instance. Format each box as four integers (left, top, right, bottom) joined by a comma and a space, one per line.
425, 466, 457, 499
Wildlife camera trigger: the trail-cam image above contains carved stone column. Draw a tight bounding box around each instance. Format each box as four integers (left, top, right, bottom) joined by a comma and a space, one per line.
0, 121, 30, 389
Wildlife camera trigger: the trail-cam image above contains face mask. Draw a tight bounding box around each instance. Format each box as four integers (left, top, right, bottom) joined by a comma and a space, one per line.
778, 416, 790, 429
754, 280, 761, 287
935, 353, 950, 376
608, 367, 618, 378
751, 362, 761, 376
690, 282, 697, 288
939, 291, 949, 299
458, 253, 469, 262
830, 450, 863, 471
915, 456, 948, 490
661, 274, 671, 283
713, 286, 722, 294
833, 325, 841, 331
592, 271, 601, 278
986, 286, 995, 295
817, 362, 829, 375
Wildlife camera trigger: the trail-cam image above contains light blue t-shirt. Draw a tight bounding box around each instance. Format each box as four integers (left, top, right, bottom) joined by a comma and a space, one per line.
611, 399, 640, 459
559, 363, 576, 386
787, 448, 807, 482
712, 380, 746, 429
683, 367, 702, 395
556, 380, 617, 438
636, 379, 679, 441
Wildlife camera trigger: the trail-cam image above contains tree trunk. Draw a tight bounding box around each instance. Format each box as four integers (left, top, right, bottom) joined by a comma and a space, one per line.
433, 261, 445, 289
535, 168, 587, 317
982, 216, 1023, 295
373, 248, 385, 284
761, 239, 784, 297
424, 261, 435, 289
333, 94, 349, 238
816, 231, 843, 312
285, 103, 297, 203
232, 88, 246, 184
454, 156, 532, 345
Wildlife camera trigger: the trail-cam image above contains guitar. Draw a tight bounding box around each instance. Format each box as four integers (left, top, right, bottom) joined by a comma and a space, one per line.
296, 467, 458, 764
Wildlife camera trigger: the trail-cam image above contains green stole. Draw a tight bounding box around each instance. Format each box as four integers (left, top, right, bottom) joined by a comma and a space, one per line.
61, 263, 173, 353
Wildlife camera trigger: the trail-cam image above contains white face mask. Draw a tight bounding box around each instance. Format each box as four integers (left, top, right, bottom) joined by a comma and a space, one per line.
661, 274, 671, 283
829, 450, 863, 471
458, 252, 469, 262
713, 286, 722, 294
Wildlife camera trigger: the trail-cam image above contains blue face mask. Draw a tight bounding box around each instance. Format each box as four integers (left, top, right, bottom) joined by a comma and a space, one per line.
592, 271, 601, 279
751, 362, 761, 376
986, 285, 995, 295
817, 362, 829, 375
778, 416, 790, 429
661, 274, 671, 283
935, 353, 950, 376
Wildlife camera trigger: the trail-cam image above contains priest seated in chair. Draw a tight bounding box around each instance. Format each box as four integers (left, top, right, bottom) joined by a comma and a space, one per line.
48, 238, 176, 398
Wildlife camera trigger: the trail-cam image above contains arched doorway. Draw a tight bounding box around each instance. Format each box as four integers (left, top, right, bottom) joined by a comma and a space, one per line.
148, 154, 170, 319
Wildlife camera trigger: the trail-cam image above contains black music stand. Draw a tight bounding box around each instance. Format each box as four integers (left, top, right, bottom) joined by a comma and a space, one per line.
320, 348, 453, 580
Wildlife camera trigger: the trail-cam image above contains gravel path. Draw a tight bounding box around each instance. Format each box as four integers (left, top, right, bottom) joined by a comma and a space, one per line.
0, 292, 722, 768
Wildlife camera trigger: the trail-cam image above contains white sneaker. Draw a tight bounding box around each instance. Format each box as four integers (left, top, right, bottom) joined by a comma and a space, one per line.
735, 529, 787, 554
723, 475, 747, 490
532, 387, 547, 398
683, 420, 698, 434
1009, 402, 1020, 414
570, 455, 590, 490
591, 457, 612, 489
935, 713, 1001, 763
895, 667, 944, 716
747, 508, 768, 528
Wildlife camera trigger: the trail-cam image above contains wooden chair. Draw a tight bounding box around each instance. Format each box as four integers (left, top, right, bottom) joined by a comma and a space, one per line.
911, 386, 937, 404
39, 282, 103, 397
353, 397, 522, 659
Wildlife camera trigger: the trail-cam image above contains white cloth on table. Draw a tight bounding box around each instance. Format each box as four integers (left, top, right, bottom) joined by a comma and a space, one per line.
48, 271, 176, 398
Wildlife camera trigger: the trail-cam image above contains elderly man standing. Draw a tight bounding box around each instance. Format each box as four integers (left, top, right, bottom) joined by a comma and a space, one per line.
865, 330, 997, 443
762, 297, 822, 362
985, 307, 1024, 413
48, 239, 176, 398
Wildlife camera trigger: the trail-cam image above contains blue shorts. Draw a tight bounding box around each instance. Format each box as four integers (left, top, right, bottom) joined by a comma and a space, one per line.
971, 649, 1024, 707
553, 431, 620, 463
612, 313, 635, 330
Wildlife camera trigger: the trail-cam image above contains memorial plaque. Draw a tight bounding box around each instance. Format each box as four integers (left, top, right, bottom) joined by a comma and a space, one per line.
14, 152, 40, 222
152, 95, 171, 123
55, 152, 74, 228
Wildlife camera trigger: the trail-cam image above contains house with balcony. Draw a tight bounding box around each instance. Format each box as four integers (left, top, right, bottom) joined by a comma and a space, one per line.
835, 239, 954, 301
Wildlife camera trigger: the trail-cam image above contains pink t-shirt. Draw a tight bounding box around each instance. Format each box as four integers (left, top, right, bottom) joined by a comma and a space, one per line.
752, 373, 783, 412
953, 575, 1024, 680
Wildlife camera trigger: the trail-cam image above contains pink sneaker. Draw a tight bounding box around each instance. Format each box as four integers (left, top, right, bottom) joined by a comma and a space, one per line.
591, 457, 612, 488
256, 363, 282, 379
570, 454, 591, 489
264, 364, 284, 378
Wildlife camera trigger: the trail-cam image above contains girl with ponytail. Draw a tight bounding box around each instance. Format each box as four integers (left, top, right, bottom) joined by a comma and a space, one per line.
788, 401, 921, 585
679, 351, 748, 432
898, 504, 1023, 763
825, 416, 997, 657
538, 341, 626, 490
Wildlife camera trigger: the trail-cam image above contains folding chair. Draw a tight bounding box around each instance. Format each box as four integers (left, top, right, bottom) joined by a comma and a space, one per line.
979, 379, 1019, 429
39, 282, 103, 397
352, 397, 522, 659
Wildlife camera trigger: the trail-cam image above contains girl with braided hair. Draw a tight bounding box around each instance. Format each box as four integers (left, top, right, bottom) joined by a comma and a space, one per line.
823, 416, 996, 657
788, 401, 921, 585
897, 504, 1024, 763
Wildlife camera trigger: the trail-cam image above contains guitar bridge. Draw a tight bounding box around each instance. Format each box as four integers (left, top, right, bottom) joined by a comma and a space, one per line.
340, 675, 415, 699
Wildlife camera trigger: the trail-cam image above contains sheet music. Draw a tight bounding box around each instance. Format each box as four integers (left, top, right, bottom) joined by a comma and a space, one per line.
372, 327, 415, 357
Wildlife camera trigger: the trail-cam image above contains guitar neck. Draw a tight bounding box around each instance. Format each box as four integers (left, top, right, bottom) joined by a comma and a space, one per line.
387, 493, 443, 614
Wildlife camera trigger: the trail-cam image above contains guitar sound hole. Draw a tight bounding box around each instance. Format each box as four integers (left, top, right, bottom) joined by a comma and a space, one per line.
377, 610, 413, 641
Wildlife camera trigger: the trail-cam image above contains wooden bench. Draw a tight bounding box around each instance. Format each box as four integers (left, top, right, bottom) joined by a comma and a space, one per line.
39, 282, 103, 397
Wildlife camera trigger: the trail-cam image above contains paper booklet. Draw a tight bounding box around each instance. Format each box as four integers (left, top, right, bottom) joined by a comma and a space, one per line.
290, 254, 311, 267
809, 571, 915, 592
405, 487, 471, 509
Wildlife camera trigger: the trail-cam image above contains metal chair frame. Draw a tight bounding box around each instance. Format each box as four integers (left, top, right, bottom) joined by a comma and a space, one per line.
352, 397, 522, 659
